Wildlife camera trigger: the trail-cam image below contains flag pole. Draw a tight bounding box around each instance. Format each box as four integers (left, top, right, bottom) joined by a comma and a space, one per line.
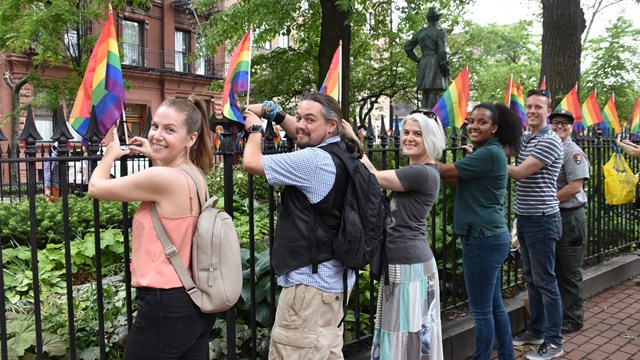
246, 26, 253, 111
338, 39, 342, 106
122, 103, 129, 145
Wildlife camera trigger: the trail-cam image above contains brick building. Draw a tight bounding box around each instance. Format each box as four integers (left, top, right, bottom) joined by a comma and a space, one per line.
0, 0, 225, 144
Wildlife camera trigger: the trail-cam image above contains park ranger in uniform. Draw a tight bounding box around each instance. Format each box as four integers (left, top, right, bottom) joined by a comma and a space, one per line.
550, 109, 590, 335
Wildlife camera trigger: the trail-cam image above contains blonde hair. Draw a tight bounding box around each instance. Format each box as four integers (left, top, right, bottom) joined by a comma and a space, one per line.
402, 113, 446, 160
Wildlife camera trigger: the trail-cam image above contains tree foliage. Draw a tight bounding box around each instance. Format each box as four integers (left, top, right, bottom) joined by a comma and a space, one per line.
194, 0, 474, 122
581, 16, 640, 121
450, 21, 541, 104
0, 0, 151, 112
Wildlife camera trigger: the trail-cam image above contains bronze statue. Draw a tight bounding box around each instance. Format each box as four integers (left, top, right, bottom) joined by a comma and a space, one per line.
404, 7, 451, 109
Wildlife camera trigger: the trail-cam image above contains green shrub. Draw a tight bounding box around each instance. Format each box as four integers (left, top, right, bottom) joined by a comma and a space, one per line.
0, 194, 137, 248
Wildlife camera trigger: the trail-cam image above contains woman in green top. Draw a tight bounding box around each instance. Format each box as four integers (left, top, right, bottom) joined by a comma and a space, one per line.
438, 103, 522, 360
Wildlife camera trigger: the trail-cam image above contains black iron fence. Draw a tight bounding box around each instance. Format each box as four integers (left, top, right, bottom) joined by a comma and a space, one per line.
1, 106, 638, 359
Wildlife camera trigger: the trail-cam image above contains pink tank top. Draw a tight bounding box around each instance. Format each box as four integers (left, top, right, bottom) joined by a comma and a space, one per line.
130, 172, 200, 288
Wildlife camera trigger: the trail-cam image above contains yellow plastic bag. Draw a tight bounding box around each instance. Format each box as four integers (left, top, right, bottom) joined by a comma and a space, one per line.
603, 153, 639, 205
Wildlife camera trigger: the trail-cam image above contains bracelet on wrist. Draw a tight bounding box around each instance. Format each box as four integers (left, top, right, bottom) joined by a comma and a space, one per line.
273, 111, 286, 125
261, 100, 282, 122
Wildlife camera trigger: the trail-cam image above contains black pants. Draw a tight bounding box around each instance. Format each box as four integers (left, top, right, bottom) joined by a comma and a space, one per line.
125, 287, 215, 360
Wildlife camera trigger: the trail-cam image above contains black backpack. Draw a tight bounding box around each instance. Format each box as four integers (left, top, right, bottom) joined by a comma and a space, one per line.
317, 144, 384, 270
318, 144, 384, 326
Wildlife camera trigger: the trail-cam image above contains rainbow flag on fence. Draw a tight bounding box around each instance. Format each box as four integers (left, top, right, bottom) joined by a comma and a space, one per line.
503, 75, 526, 127
222, 31, 252, 124
69, 8, 125, 137
555, 84, 583, 132
630, 97, 640, 135
432, 66, 469, 128
581, 89, 604, 128
319, 41, 341, 103
602, 93, 621, 134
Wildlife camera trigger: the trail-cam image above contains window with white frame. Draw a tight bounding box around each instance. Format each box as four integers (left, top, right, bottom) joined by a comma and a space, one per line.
64, 29, 79, 58
195, 36, 206, 75
175, 30, 189, 72
123, 20, 142, 66
279, 33, 290, 49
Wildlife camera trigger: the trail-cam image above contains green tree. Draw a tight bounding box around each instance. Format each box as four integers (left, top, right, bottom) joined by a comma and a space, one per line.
195, 0, 473, 123
450, 21, 541, 104
581, 16, 640, 122
0, 0, 151, 146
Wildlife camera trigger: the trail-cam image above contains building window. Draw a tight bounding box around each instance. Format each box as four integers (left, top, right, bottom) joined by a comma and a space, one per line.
64, 29, 79, 58
123, 20, 142, 66
195, 36, 206, 75
34, 108, 54, 142
175, 30, 189, 72
279, 33, 290, 49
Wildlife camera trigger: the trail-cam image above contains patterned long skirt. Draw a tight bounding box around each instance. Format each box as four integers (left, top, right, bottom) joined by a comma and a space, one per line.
370, 258, 443, 360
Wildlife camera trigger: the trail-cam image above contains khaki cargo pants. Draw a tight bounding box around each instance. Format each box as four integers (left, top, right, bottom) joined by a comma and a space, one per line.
269, 284, 347, 360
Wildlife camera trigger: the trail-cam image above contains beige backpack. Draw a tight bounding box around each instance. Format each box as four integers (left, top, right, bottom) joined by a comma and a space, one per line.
150, 167, 242, 313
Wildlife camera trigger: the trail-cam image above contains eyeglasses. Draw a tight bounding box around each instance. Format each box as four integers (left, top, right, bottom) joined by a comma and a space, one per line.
526, 89, 550, 98
550, 120, 572, 128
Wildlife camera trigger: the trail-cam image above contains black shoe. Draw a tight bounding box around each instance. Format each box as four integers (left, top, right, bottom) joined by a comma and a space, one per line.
561, 322, 583, 334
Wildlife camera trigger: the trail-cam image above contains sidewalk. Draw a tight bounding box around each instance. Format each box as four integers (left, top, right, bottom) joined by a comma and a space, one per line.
504, 276, 640, 359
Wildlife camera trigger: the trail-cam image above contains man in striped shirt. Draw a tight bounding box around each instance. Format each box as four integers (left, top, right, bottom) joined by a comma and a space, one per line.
508, 89, 564, 360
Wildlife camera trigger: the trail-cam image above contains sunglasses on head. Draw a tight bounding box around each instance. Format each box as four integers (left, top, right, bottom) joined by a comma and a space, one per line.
526, 89, 550, 98
410, 109, 438, 121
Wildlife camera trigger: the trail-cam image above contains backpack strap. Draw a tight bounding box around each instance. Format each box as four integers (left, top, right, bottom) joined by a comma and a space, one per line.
150, 202, 198, 295
179, 166, 209, 206
149, 166, 208, 297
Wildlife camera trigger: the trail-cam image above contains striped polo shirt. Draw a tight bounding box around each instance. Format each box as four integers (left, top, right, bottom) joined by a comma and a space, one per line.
514, 125, 563, 216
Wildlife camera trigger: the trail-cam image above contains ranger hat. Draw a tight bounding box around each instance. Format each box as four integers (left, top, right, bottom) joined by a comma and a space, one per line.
549, 109, 575, 123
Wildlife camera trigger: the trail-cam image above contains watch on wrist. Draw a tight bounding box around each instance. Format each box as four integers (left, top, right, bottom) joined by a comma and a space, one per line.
248, 124, 263, 134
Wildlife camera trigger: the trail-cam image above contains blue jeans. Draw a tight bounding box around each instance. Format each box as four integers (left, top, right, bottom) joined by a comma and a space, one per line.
517, 213, 563, 347
462, 231, 514, 360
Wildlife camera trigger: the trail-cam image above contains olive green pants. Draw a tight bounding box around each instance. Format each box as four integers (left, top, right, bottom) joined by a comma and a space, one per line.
555, 207, 587, 326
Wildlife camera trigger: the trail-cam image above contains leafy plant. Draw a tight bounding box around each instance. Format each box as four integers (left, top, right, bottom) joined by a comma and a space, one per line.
3, 229, 127, 305
0, 194, 137, 248
0, 313, 66, 360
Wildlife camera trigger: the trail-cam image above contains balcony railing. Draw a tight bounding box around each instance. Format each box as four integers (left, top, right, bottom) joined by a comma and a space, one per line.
121, 43, 224, 79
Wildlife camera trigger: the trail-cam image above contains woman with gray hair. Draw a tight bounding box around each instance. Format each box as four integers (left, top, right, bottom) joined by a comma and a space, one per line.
345, 111, 446, 360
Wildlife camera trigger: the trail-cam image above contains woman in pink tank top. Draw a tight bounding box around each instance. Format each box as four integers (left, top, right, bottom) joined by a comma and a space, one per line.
89, 96, 215, 359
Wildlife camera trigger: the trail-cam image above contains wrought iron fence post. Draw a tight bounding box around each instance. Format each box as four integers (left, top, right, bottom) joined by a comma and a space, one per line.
218, 118, 238, 359
51, 104, 78, 360
84, 106, 108, 360
17, 105, 44, 359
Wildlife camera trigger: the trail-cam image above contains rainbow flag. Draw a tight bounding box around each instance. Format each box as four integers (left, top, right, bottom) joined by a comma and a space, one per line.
319, 42, 341, 102
69, 9, 125, 137
540, 76, 547, 90
503, 75, 526, 127
555, 85, 583, 132
432, 66, 469, 128
222, 31, 252, 124
602, 93, 621, 134
581, 89, 603, 128
273, 127, 281, 145
517, 82, 525, 111
212, 125, 223, 151
630, 97, 640, 135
